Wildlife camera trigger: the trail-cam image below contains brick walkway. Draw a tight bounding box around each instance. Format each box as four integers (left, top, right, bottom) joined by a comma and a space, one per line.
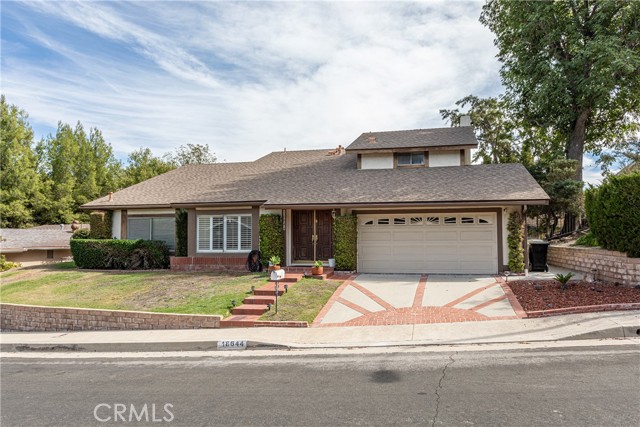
313, 274, 525, 327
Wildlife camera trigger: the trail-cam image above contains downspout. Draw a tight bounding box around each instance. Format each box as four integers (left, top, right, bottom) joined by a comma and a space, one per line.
522, 205, 529, 276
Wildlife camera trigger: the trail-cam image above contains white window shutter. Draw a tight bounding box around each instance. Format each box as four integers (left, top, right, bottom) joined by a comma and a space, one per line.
240, 216, 252, 250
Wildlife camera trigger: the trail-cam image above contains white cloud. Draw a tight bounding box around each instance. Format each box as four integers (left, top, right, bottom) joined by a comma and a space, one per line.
3, 1, 504, 163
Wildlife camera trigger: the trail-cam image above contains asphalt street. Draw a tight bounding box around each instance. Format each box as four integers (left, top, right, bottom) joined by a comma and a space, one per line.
2, 343, 639, 427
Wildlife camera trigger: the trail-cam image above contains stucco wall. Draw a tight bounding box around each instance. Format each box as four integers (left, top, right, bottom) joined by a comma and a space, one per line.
361, 153, 393, 169
429, 150, 461, 167
0, 303, 221, 332
548, 245, 640, 286
3, 249, 71, 266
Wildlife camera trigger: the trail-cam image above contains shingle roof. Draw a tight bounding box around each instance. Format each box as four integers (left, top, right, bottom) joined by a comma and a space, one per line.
82, 149, 549, 209
0, 228, 74, 252
346, 127, 478, 151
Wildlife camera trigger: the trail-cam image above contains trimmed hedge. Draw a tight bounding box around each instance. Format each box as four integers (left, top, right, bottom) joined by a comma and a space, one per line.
259, 214, 284, 266
333, 215, 357, 271
89, 211, 112, 239
175, 209, 188, 257
70, 239, 170, 269
507, 211, 525, 273
585, 172, 640, 257
71, 229, 91, 239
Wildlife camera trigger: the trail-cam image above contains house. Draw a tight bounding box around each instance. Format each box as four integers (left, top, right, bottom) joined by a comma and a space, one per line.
82, 124, 549, 274
0, 224, 87, 266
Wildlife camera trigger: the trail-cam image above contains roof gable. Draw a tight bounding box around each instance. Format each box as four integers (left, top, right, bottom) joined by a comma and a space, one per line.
346, 127, 478, 152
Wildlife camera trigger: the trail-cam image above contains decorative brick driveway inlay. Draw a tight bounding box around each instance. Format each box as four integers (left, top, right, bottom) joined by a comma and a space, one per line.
312, 274, 525, 327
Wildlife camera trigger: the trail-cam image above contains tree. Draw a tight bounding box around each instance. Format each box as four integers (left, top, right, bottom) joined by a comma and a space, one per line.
165, 143, 216, 166
480, 0, 640, 182
119, 148, 176, 188
527, 159, 583, 238
36, 121, 122, 223
440, 95, 568, 167
0, 95, 45, 228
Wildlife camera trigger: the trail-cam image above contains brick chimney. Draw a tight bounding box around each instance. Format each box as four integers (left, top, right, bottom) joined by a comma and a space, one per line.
108, 192, 113, 201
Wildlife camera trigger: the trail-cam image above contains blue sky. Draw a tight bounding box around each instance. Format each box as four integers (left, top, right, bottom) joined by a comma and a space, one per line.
1, 0, 605, 183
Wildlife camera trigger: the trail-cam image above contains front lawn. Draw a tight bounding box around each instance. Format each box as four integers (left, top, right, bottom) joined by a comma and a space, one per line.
0, 265, 268, 317
259, 278, 342, 324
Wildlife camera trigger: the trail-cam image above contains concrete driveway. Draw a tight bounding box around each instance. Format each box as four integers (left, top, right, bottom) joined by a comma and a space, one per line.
313, 274, 524, 327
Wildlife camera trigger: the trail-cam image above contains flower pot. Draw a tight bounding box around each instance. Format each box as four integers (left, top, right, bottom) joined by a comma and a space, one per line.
268, 264, 281, 272
311, 266, 324, 275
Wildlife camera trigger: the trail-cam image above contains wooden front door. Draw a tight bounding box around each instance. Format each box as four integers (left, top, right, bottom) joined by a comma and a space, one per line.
316, 210, 333, 260
292, 210, 333, 261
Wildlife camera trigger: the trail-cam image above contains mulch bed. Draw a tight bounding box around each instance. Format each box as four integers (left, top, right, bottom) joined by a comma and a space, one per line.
506, 280, 640, 312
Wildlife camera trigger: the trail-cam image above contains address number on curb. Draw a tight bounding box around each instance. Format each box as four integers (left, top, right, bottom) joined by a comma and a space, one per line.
217, 340, 247, 350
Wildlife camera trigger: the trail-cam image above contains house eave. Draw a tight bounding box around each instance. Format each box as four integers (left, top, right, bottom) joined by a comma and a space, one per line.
263, 199, 549, 209
346, 145, 477, 155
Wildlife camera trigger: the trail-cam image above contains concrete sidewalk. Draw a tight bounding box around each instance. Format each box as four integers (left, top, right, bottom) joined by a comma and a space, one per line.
1, 311, 638, 352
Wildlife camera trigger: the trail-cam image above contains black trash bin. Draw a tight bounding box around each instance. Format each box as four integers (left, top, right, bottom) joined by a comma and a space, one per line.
529, 240, 550, 272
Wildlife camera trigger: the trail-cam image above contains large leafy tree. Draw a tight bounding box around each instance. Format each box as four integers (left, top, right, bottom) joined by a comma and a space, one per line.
119, 148, 176, 188
36, 121, 122, 223
0, 95, 45, 227
439, 95, 570, 167
165, 143, 216, 166
480, 0, 640, 181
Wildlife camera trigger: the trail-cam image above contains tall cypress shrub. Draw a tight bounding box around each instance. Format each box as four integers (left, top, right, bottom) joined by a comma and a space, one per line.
585, 173, 640, 257
259, 214, 284, 265
333, 215, 357, 271
175, 209, 188, 256
89, 210, 112, 239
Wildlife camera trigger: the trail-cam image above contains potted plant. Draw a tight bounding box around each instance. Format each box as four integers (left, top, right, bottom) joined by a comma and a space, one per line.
268, 255, 281, 271
311, 260, 323, 276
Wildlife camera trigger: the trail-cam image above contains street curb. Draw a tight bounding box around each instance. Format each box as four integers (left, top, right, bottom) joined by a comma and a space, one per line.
2, 325, 638, 353
0, 340, 291, 353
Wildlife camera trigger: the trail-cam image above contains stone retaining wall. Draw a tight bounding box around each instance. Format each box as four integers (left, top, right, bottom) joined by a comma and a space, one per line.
548, 245, 640, 286
0, 303, 221, 332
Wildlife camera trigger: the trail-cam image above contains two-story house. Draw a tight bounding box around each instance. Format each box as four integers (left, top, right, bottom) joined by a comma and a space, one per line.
82, 122, 549, 274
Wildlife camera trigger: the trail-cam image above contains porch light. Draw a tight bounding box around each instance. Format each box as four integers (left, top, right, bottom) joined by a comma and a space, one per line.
331, 209, 337, 219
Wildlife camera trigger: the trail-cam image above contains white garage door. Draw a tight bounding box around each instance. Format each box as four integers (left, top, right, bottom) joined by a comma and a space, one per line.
358, 213, 498, 274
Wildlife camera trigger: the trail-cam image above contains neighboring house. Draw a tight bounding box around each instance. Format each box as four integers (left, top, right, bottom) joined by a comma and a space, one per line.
82, 125, 549, 274
0, 224, 87, 266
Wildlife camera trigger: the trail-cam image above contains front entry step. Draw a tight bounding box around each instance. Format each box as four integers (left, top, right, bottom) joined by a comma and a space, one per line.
231, 304, 269, 315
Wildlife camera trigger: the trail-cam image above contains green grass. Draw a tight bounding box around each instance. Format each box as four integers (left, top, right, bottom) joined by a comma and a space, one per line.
0, 267, 270, 317
258, 278, 342, 324
51, 261, 77, 269
574, 232, 599, 247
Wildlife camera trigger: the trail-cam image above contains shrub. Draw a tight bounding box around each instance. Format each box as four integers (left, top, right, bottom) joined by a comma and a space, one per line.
0, 255, 21, 271
585, 172, 640, 257
71, 229, 91, 239
333, 215, 357, 271
574, 232, 599, 247
70, 239, 169, 269
259, 214, 284, 266
175, 209, 188, 257
507, 211, 525, 273
554, 272, 575, 291
89, 211, 112, 239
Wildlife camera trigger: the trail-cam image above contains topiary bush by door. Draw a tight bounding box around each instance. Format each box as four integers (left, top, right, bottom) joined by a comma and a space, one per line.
259, 214, 285, 266
507, 211, 525, 273
333, 215, 357, 271
175, 209, 188, 257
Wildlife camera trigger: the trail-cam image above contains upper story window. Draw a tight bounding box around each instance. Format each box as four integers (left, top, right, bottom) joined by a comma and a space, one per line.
397, 152, 425, 167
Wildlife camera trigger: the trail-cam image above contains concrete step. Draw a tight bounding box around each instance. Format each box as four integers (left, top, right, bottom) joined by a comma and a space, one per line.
268, 274, 303, 283
255, 287, 286, 296
244, 295, 276, 305
219, 314, 261, 328
231, 304, 269, 315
